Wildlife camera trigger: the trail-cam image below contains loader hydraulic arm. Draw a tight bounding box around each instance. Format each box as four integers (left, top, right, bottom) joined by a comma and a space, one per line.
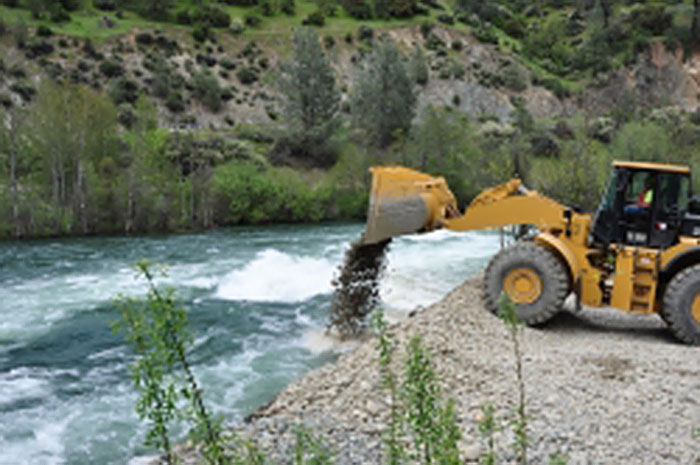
445, 179, 569, 233
363, 166, 572, 244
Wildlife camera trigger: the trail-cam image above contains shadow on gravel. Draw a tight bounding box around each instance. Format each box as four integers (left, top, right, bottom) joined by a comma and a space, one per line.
541, 309, 678, 344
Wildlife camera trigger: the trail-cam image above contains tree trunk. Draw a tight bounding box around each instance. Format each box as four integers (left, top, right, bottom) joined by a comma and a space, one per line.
8, 114, 20, 239
126, 170, 135, 234
694, 0, 700, 43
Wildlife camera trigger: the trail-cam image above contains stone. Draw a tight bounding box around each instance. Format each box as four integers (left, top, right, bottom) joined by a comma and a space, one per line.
461, 443, 482, 461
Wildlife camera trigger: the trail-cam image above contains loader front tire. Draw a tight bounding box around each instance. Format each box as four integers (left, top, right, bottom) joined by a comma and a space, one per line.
484, 241, 570, 325
661, 264, 700, 345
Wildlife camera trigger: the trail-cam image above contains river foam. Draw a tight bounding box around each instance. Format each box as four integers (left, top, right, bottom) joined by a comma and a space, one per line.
215, 249, 336, 302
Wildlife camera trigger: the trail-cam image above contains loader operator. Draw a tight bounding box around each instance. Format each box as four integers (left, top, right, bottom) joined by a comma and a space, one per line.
625, 178, 653, 213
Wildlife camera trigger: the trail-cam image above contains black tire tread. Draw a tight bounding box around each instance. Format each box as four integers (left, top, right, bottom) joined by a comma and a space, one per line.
661, 264, 700, 345
483, 241, 570, 325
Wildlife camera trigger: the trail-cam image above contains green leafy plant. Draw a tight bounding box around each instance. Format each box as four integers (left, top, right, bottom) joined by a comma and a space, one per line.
234, 439, 267, 465
372, 308, 404, 465
292, 425, 334, 465
351, 36, 416, 148
114, 261, 229, 465
498, 292, 528, 465
478, 404, 499, 465
402, 334, 461, 464
549, 452, 569, 465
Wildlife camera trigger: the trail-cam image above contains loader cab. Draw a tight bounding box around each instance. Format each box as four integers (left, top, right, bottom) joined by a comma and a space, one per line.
590, 161, 691, 248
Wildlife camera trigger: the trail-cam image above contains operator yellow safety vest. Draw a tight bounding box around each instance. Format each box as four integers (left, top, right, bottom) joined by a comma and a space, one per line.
644, 189, 653, 203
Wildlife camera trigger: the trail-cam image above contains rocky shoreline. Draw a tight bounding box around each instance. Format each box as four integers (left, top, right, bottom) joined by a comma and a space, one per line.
168, 276, 700, 464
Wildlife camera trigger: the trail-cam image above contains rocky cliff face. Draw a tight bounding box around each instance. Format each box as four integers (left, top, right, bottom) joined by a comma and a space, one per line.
584, 43, 700, 115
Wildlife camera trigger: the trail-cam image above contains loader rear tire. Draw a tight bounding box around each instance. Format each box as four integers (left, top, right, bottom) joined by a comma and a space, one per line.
484, 241, 570, 325
661, 264, 700, 345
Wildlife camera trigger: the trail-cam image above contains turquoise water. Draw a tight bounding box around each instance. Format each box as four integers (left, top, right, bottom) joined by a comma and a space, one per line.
0, 224, 500, 464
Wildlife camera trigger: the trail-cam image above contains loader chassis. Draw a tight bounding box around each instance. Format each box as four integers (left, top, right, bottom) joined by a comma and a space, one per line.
363, 161, 700, 345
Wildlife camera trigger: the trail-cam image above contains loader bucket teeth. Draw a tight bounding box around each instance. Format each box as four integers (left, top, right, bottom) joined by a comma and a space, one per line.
362, 166, 458, 244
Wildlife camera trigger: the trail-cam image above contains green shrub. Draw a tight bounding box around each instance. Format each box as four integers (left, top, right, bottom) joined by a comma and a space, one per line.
236, 66, 258, 84
302, 10, 326, 26
357, 25, 374, 43
474, 25, 498, 44
425, 32, 445, 51
99, 59, 124, 78
420, 20, 434, 38
343, 0, 372, 19
175, 8, 192, 24
627, 5, 672, 36
281, 0, 296, 15
244, 14, 262, 27
409, 46, 429, 85
9, 81, 36, 101
36, 25, 53, 37
191, 24, 213, 43
212, 162, 327, 223
529, 126, 611, 210
449, 60, 465, 79
12, 14, 28, 47
533, 74, 570, 99
108, 78, 139, 104
165, 92, 185, 112
222, 0, 258, 5
259, 0, 275, 16
502, 62, 528, 92
0, 93, 13, 108
192, 5, 231, 27
503, 17, 526, 39
93, 0, 115, 12
192, 69, 223, 112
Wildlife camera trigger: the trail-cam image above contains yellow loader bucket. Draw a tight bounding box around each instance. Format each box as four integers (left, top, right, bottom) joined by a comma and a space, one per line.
362, 167, 460, 244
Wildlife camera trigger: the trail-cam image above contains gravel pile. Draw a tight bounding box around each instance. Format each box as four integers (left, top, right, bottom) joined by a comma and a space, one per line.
176, 276, 700, 464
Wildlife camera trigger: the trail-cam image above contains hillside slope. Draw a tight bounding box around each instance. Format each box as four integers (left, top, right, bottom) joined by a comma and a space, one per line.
3, 1, 700, 129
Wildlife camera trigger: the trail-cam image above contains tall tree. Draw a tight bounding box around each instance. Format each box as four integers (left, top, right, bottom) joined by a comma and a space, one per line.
1, 107, 29, 238
278, 27, 341, 166
599, 0, 613, 28
30, 81, 119, 234
351, 36, 416, 148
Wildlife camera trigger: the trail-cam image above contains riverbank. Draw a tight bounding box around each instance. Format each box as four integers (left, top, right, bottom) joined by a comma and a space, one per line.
174, 276, 700, 464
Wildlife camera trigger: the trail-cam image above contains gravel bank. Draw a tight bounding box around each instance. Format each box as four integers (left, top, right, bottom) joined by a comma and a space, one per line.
176, 276, 700, 464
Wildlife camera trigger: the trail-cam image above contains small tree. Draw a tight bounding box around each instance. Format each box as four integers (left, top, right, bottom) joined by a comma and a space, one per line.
0, 106, 29, 239
114, 262, 228, 465
408, 45, 429, 85
193, 68, 223, 112
278, 27, 341, 166
351, 36, 416, 148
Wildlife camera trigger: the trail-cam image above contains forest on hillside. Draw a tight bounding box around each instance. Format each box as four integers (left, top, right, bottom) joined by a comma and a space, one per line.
3, 0, 700, 239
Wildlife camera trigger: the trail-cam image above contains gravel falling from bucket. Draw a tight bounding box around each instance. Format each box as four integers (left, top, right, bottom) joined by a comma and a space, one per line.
327, 239, 392, 339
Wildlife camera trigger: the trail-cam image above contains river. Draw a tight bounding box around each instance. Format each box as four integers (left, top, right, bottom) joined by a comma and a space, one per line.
0, 223, 500, 464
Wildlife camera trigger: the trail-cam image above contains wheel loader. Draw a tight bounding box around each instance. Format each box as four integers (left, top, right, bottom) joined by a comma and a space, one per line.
362, 161, 700, 345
